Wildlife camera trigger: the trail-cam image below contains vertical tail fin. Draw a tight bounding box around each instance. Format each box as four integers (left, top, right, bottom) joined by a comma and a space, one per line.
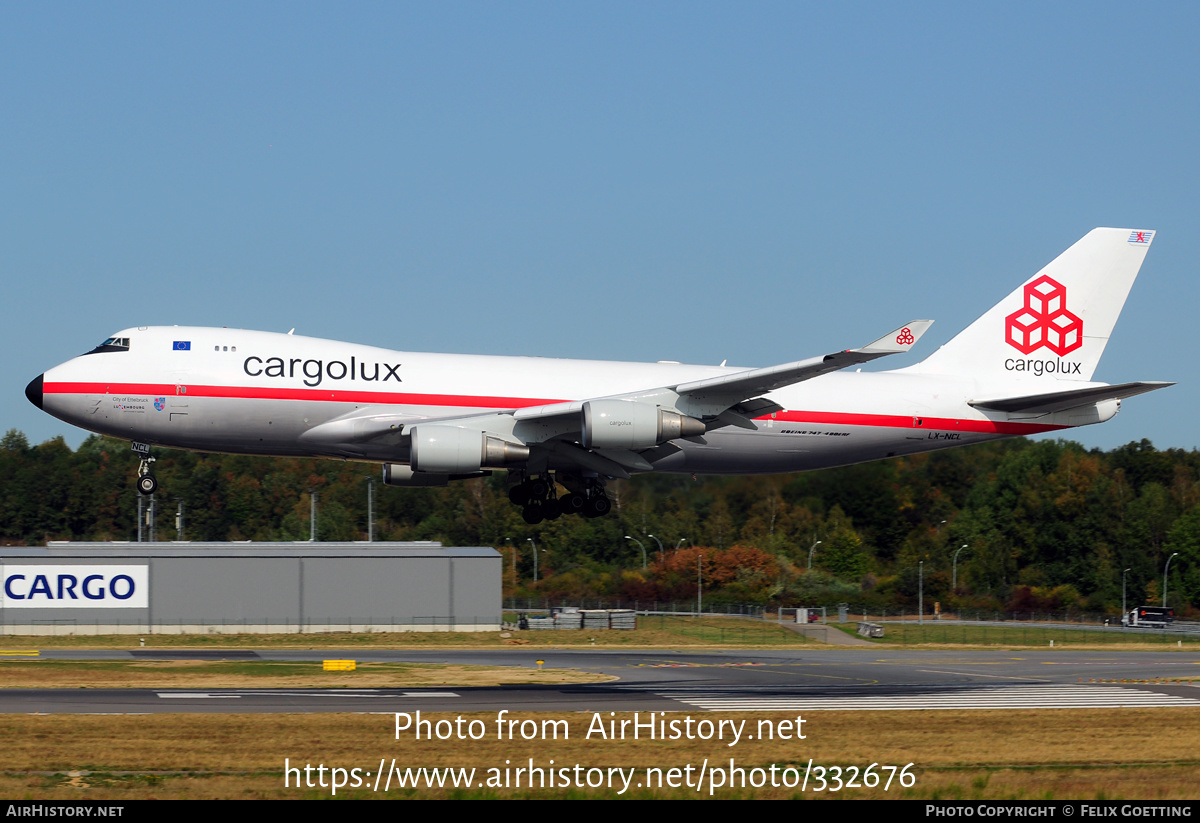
914, 228, 1155, 383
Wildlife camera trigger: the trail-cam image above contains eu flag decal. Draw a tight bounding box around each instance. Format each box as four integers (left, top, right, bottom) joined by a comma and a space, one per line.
173, 341, 191, 351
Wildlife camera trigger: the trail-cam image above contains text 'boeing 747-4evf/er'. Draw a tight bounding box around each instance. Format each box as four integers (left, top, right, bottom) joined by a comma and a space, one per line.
26, 228, 1173, 523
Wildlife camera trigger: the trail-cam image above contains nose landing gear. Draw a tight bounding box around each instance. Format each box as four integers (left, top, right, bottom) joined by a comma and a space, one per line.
136, 456, 158, 495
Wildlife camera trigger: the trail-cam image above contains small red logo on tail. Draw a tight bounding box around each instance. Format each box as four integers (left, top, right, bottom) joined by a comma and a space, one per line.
896, 328, 915, 345
1004, 275, 1083, 356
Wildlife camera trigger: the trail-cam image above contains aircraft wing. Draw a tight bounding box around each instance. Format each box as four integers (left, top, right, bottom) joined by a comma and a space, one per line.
969, 381, 1174, 415
302, 320, 933, 474
672, 320, 933, 400
504, 320, 932, 430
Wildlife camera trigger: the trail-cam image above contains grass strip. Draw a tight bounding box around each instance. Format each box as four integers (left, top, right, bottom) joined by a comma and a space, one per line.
2, 709, 1199, 799
0, 659, 611, 689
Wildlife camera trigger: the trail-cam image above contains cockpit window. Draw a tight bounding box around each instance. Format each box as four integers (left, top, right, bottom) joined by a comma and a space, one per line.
83, 337, 132, 355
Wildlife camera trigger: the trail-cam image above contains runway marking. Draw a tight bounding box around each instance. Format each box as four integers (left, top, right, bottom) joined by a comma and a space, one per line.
400, 692, 460, 697
155, 690, 460, 700
0, 651, 39, 657
636, 662, 767, 668
654, 684, 1200, 711
916, 669, 1052, 681
774, 671, 859, 681
874, 659, 1021, 665
157, 693, 242, 699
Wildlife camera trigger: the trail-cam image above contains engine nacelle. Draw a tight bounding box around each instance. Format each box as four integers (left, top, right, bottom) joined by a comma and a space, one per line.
382, 464, 493, 487
408, 425, 530, 474
581, 400, 706, 450
382, 464, 450, 487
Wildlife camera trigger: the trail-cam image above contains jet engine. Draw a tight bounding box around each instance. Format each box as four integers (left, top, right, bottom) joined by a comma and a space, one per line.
581, 399, 706, 450
382, 464, 450, 487
408, 425, 530, 474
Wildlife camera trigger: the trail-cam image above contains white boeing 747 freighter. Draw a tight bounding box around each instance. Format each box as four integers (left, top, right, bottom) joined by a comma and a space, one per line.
26, 228, 1172, 523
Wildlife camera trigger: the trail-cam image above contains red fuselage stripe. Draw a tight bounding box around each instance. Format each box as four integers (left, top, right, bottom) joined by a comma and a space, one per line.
772, 409, 1062, 435
46, 381, 559, 409
45, 381, 1067, 436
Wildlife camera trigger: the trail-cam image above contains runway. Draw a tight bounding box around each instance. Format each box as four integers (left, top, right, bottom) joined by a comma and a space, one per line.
4, 647, 1199, 714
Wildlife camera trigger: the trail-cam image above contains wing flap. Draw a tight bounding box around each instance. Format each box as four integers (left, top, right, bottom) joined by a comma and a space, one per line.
540, 441, 632, 479
512, 400, 583, 422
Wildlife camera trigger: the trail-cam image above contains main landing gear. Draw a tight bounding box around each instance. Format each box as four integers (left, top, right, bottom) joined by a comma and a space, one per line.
509, 474, 612, 524
136, 456, 158, 495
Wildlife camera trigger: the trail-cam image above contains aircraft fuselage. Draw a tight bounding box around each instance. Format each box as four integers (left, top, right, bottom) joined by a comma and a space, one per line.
31, 325, 1077, 476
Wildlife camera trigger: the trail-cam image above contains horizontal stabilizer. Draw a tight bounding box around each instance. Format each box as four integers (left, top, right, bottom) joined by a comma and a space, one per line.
969, 381, 1174, 414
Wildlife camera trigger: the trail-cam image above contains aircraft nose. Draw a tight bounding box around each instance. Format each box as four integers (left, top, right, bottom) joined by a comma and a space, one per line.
25, 374, 43, 410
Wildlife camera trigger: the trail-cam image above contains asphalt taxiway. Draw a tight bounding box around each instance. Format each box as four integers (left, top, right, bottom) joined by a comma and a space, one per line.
3, 647, 1199, 714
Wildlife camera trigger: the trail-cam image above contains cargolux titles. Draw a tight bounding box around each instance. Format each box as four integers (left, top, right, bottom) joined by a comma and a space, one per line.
243, 356, 402, 388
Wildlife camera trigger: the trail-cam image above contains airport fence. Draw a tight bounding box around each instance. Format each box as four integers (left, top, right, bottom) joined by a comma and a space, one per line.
503, 599, 1200, 646
859, 620, 1200, 647
504, 597, 766, 617
504, 599, 1186, 625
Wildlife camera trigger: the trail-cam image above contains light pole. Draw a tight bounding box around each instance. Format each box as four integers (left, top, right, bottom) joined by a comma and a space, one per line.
365, 476, 375, 542
953, 544, 969, 591
310, 489, 317, 542
625, 536, 647, 570
527, 537, 538, 583
675, 538, 688, 552
697, 552, 703, 616
175, 499, 184, 541
506, 537, 516, 588
1164, 553, 1179, 607
647, 534, 664, 564
918, 560, 924, 625
1122, 567, 1132, 621
807, 539, 822, 571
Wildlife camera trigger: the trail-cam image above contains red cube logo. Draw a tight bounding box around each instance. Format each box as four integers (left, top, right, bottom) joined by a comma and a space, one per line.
1044, 308, 1083, 356
1004, 276, 1083, 357
1005, 310, 1044, 354
1026, 275, 1065, 316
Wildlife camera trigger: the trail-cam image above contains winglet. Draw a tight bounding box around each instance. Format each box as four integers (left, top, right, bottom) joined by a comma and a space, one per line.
856, 320, 934, 354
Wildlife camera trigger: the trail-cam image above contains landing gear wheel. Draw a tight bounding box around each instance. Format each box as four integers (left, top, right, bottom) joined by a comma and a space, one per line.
542, 498, 562, 521
560, 492, 586, 515
522, 504, 544, 525
583, 496, 611, 518
509, 484, 531, 506
135, 455, 158, 495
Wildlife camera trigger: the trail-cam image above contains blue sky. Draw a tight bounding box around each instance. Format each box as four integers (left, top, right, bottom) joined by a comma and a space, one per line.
4, 3, 1196, 452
